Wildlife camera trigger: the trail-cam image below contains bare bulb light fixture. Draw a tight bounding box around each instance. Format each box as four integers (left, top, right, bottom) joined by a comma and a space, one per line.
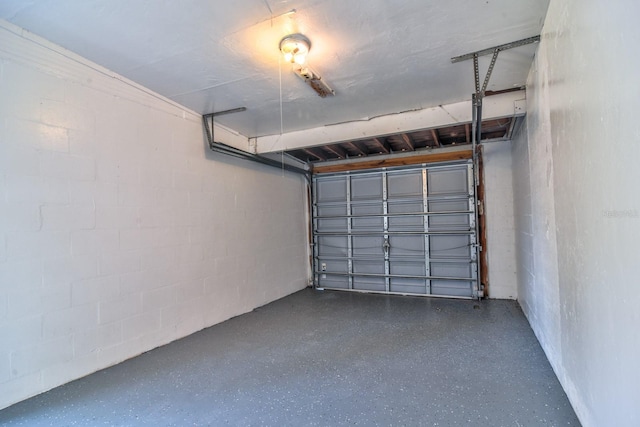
279, 33, 334, 98
279, 33, 311, 65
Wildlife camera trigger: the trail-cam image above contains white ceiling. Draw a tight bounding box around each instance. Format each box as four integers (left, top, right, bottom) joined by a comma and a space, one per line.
0, 0, 549, 139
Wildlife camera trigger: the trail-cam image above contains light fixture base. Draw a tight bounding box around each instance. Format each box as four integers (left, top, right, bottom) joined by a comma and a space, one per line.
279, 33, 312, 65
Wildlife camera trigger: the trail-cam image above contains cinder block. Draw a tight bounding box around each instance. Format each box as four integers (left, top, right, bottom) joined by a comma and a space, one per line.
160, 298, 204, 337
71, 229, 119, 256
99, 251, 140, 276
95, 206, 140, 229
7, 285, 71, 320
41, 205, 95, 231
43, 303, 98, 339
7, 231, 71, 259
177, 261, 207, 282
140, 246, 176, 271
95, 338, 138, 369
0, 259, 42, 293
96, 158, 139, 184
73, 322, 122, 356
148, 227, 188, 248
4, 118, 69, 153
67, 181, 95, 206
117, 184, 155, 207
154, 188, 188, 207
0, 315, 43, 349
41, 352, 98, 392
38, 151, 69, 180
94, 182, 118, 207
0, 352, 10, 384
140, 168, 172, 189
43, 255, 97, 287
0, 371, 42, 410
98, 293, 141, 324
176, 243, 204, 265
0, 139, 39, 177
40, 99, 95, 131
71, 275, 119, 306
10, 336, 73, 378
142, 285, 180, 312
119, 229, 142, 252
41, 178, 70, 205
0, 202, 41, 232
121, 311, 161, 341
0, 292, 7, 323
68, 155, 96, 182
68, 129, 95, 156
172, 171, 203, 192
138, 206, 174, 228
5, 175, 42, 203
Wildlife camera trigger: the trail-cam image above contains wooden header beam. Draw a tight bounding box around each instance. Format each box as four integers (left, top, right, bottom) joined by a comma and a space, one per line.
312, 150, 472, 174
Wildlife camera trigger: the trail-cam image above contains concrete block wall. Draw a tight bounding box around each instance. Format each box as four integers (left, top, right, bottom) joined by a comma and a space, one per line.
512, 0, 640, 425
482, 141, 517, 299
0, 21, 309, 409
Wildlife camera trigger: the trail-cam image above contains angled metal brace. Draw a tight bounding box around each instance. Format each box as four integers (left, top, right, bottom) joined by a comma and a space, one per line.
202, 107, 309, 176
203, 107, 247, 149
453, 35, 540, 99
451, 35, 540, 63
452, 36, 540, 299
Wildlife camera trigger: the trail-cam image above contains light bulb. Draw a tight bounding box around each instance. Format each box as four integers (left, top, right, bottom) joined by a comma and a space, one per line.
293, 53, 306, 65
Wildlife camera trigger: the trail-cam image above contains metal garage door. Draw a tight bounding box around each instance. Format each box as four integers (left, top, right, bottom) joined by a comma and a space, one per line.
313, 161, 479, 299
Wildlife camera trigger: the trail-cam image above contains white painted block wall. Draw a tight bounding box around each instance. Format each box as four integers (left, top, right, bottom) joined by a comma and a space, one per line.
512, 0, 640, 425
482, 141, 517, 299
0, 21, 309, 409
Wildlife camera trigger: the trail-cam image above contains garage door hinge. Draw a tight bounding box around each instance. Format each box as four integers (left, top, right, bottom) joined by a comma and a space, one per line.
477, 200, 484, 215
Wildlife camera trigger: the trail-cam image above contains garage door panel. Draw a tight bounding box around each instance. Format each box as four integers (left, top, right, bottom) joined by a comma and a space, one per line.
353, 276, 386, 292
320, 275, 350, 289
317, 218, 348, 232
430, 262, 472, 279
317, 179, 346, 202
388, 201, 424, 232
429, 235, 471, 259
429, 214, 470, 231
317, 205, 347, 217
319, 259, 349, 273
353, 236, 384, 257
352, 203, 383, 231
317, 236, 348, 257
351, 175, 382, 200
353, 260, 385, 275
387, 171, 422, 199
390, 279, 427, 294
390, 261, 426, 276
314, 163, 478, 298
389, 235, 424, 256
428, 167, 468, 196
431, 280, 473, 297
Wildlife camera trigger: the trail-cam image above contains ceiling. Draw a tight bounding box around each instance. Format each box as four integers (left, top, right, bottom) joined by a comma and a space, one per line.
0, 0, 549, 139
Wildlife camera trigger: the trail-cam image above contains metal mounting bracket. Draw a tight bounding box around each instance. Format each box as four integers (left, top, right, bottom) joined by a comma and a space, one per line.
202, 107, 247, 148
451, 35, 540, 101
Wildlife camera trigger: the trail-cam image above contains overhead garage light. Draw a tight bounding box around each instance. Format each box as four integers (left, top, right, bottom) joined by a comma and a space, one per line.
279, 33, 311, 65
279, 33, 335, 98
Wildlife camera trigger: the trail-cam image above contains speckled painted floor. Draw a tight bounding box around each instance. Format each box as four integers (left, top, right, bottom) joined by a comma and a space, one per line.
0, 289, 580, 426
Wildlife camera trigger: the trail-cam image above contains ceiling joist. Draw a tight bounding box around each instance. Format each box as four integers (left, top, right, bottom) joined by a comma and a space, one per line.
430, 129, 441, 148
400, 133, 415, 151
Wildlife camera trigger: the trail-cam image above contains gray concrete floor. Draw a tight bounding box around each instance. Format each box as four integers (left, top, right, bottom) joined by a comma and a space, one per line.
0, 289, 580, 426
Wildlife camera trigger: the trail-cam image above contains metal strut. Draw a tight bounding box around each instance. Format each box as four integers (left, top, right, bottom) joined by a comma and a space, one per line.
452, 36, 540, 299
203, 108, 309, 176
